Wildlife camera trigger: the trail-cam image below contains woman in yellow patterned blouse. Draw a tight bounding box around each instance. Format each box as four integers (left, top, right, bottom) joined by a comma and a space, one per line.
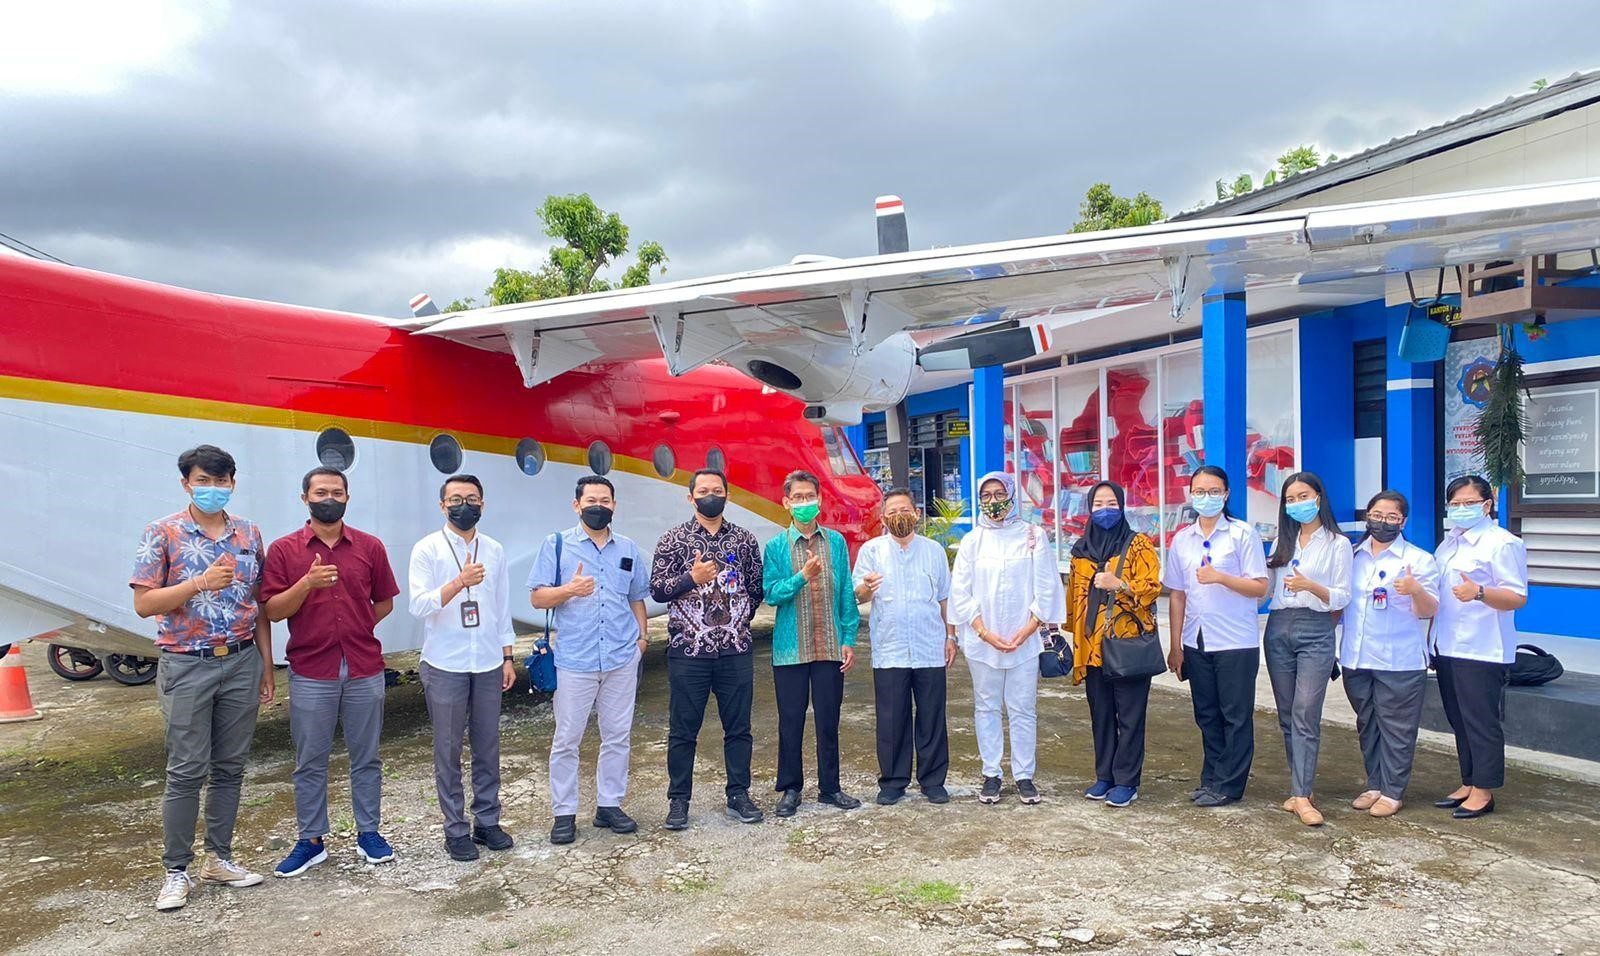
1067, 481, 1161, 808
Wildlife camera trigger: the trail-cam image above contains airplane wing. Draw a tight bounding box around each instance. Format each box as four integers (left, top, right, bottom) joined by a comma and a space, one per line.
415, 179, 1600, 419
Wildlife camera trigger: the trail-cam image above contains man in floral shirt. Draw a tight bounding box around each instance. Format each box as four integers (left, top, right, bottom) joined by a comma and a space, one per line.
649, 468, 765, 831
130, 445, 274, 912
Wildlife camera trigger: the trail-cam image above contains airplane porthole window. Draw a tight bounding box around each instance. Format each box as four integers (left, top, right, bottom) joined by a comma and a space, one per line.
430, 434, 463, 474
706, 447, 726, 473
316, 427, 356, 471
587, 440, 613, 475
515, 438, 545, 476
651, 444, 675, 479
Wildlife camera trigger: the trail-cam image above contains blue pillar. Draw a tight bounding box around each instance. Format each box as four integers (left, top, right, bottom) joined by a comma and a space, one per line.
1201, 293, 1248, 485
1385, 306, 1437, 549
842, 423, 867, 460
971, 365, 1006, 499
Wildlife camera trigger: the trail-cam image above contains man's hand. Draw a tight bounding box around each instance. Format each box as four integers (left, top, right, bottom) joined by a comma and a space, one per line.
457, 560, 487, 589
259, 670, 276, 705
637, 636, 650, 655
1195, 560, 1224, 586
1167, 643, 1184, 676
567, 562, 596, 598
689, 550, 718, 586
944, 637, 958, 667
840, 646, 856, 674
1093, 570, 1123, 591
1393, 565, 1419, 596
861, 571, 884, 594
198, 553, 237, 592
305, 553, 339, 590
501, 659, 517, 692
1451, 572, 1479, 603
801, 554, 823, 582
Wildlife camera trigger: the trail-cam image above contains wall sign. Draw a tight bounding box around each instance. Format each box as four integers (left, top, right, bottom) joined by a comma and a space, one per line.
1522, 383, 1600, 500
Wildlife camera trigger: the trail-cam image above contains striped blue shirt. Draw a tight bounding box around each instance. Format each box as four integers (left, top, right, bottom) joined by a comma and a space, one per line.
853, 533, 952, 669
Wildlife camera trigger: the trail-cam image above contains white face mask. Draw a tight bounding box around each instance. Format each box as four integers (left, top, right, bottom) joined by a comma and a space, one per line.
1447, 503, 1489, 530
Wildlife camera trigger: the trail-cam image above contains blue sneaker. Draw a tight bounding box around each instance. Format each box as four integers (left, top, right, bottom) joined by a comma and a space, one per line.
1083, 780, 1113, 801
356, 831, 396, 864
1106, 786, 1138, 808
273, 839, 328, 878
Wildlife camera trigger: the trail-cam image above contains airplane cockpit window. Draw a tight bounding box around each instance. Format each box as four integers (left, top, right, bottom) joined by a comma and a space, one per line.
516, 438, 545, 476
706, 447, 726, 473
652, 444, 676, 479
820, 426, 866, 476
430, 434, 463, 474
587, 440, 613, 475
316, 427, 356, 471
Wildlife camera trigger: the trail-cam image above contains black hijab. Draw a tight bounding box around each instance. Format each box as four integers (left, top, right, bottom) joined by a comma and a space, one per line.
1070, 481, 1135, 566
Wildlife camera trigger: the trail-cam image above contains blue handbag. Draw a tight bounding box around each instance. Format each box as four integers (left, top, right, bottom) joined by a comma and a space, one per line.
525, 533, 561, 694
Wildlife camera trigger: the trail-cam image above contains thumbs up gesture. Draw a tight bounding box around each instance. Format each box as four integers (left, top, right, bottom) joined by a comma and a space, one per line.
305, 552, 339, 589
568, 561, 597, 598
457, 559, 487, 589
801, 554, 824, 582
1283, 565, 1312, 594
1393, 565, 1419, 597
198, 552, 237, 591
1451, 571, 1480, 603
689, 550, 718, 586
861, 571, 884, 593
1195, 558, 1224, 586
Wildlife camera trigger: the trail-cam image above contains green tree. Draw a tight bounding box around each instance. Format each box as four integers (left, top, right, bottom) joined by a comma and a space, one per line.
1070, 182, 1165, 233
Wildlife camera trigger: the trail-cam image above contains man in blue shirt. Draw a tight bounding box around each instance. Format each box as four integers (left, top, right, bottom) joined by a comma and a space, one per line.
530, 476, 650, 845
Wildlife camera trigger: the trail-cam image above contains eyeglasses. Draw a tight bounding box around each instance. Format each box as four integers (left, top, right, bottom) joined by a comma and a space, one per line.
787, 493, 820, 503
1448, 498, 1488, 507
1190, 491, 1226, 500
978, 491, 1010, 503
445, 496, 484, 507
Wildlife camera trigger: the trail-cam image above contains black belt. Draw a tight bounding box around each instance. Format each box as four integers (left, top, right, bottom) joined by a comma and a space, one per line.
165, 640, 255, 659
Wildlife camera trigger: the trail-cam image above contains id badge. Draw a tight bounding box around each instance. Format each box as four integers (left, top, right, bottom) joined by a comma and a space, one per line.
461, 600, 481, 628
1372, 587, 1388, 611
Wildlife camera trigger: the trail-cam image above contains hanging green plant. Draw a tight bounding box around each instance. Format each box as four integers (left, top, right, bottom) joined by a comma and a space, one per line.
1473, 325, 1528, 489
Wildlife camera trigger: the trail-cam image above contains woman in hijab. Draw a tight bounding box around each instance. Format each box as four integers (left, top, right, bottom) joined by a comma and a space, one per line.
949, 471, 1065, 805
1068, 481, 1161, 809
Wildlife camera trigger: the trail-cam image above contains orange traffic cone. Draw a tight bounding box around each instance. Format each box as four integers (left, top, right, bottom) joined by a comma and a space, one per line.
0, 644, 41, 723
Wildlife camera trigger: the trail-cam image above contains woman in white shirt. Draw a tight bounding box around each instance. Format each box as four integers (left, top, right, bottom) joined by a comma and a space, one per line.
1263, 471, 1352, 827
1161, 465, 1270, 808
1432, 475, 1528, 820
949, 470, 1065, 806
1340, 490, 1440, 818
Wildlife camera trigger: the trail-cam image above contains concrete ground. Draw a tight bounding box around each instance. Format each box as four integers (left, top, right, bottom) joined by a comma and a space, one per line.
1, 612, 1597, 956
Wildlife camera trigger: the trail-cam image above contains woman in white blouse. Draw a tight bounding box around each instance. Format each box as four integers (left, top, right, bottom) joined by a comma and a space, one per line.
949, 470, 1065, 806
1340, 490, 1439, 818
1432, 475, 1528, 820
1263, 471, 1352, 827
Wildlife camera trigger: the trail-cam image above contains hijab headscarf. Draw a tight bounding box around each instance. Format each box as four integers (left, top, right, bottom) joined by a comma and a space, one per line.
975, 471, 1020, 528
1070, 480, 1134, 565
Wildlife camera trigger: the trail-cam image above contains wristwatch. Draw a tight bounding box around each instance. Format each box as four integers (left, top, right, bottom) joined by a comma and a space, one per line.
503, 654, 515, 663
1474, 585, 1486, 602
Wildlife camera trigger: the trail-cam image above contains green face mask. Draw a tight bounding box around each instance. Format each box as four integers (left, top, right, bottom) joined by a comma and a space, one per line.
791, 501, 820, 524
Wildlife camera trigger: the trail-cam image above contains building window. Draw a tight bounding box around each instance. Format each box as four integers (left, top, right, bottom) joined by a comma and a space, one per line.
315, 427, 356, 471
867, 420, 889, 449
515, 438, 546, 476
429, 434, 463, 474
706, 447, 727, 473
1353, 339, 1387, 440
652, 444, 676, 479
587, 440, 613, 475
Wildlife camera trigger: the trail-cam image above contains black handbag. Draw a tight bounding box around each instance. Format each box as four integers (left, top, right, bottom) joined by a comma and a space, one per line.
1097, 538, 1165, 682
1509, 643, 1564, 686
1038, 624, 1071, 679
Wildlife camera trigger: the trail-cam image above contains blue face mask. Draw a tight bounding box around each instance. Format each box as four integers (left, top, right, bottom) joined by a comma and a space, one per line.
1285, 499, 1320, 524
191, 485, 232, 515
1448, 503, 1489, 530
1190, 492, 1226, 518
1090, 507, 1123, 530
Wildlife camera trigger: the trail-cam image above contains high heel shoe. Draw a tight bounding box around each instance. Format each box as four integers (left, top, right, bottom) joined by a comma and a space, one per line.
1452, 797, 1495, 819
1433, 794, 1468, 809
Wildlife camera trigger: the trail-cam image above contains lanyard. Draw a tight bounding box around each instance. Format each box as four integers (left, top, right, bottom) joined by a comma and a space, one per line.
442, 531, 479, 597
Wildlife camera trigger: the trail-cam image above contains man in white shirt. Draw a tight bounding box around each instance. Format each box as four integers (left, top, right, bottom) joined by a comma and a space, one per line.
853, 489, 956, 806
408, 474, 517, 861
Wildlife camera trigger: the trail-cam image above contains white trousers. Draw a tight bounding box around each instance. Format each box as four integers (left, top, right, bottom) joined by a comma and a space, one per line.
967, 658, 1039, 780
549, 650, 641, 816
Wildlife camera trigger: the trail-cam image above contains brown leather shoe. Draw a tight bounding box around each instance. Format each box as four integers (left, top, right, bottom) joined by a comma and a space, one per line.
1351, 790, 1382, 811
1369, 797, 1402, 818
1291, 797, 1324, 827
1281, 797, 1297, 812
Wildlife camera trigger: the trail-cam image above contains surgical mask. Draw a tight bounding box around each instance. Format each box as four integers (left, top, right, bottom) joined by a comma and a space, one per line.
790, 501, 820, 524
308, 499, 346, 524
1448, 503, 1489, 530
1090, 507, 1123, 530
885, 512, 918, 538
694, 494, 727, 519
580, 505, 613, 531
191, 486, 232, 515
447, 502, 482, 531
1365, 518, 1403, 543
980, 498, 1012, 520
1285, 499, 1320, 524
1189, 492, 1226, 518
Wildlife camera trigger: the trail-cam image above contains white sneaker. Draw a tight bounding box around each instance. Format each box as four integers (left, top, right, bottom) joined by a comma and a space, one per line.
199, 853, 265, 888
155, 870, 193, 911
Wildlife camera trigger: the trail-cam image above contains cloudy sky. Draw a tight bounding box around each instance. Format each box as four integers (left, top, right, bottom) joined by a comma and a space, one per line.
2, 0, 1594, 317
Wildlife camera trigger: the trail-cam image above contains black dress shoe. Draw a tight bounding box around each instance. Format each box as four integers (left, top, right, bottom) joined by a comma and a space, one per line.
593, 806, 638, 834
819, 790, 862, 810
1452, 797, 1495, 819
472, 824, 514, 851
663, 797, 690, 831
923, 785, 950, 804
726, 791, 764, 824
1190, 787, 1209, 802
774, 789, 802, 817
876, 788, 904, 806
1433, 794, 1469, 809
445, 835, 479, 861
1193, 790, 1239, 807
549, 815, 576, 845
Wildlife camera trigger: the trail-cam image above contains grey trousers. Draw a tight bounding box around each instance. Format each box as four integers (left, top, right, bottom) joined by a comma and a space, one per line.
289, 662, 386, 840
1342, 667, 1426, 800
420, 661, 502, 839
1263, 607, 1336, 798
158, 649, 262, 871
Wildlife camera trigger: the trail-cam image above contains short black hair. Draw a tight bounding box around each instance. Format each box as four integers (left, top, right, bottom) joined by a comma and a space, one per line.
1366, 489, 1409, 517
689, 468, 728, 493
575, 475, 615, 500
440, 474, 484, 500
302, 466, 348, 494
1446, 474, 1496, 516
881, 487, 917, 508
178, 444, 236, 480
783, 469, 821, 496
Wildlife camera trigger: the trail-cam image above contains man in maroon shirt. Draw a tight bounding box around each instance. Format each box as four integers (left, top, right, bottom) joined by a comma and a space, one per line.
262, 467, 400, 876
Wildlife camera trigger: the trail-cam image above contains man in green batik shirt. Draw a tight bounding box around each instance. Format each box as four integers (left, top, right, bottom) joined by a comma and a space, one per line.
762, 469, 861, 817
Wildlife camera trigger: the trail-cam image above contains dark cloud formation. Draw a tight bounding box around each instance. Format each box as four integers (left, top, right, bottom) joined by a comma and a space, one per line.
2, 0, 1592, 315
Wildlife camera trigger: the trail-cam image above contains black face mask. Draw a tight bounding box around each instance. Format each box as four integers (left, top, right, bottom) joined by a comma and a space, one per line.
1366, 518, 1403, 543
694, 494, 727, 519
447, 503, 482, 531
580, 505, 613, 530
308, 500, 346, 524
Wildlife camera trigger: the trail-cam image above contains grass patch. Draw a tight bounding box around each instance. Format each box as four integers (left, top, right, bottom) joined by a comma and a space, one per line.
785, 829, 807, 846
1273, 889, 1305, 903
1338, 942, 1368, 952
532, 925, 573, 943
868, 879, 962, 905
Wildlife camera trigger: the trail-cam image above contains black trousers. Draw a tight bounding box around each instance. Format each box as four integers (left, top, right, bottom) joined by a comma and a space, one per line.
667, 653, 754, 801
773, 660, 845, 794
1435, 655, 1509, 789
1185, 630, 1258, 799
873, 666, 949, 793
1083, 665, 1151, 789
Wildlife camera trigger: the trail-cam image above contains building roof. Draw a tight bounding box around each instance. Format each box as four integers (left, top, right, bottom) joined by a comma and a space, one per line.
1173, 69, 1600, 221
